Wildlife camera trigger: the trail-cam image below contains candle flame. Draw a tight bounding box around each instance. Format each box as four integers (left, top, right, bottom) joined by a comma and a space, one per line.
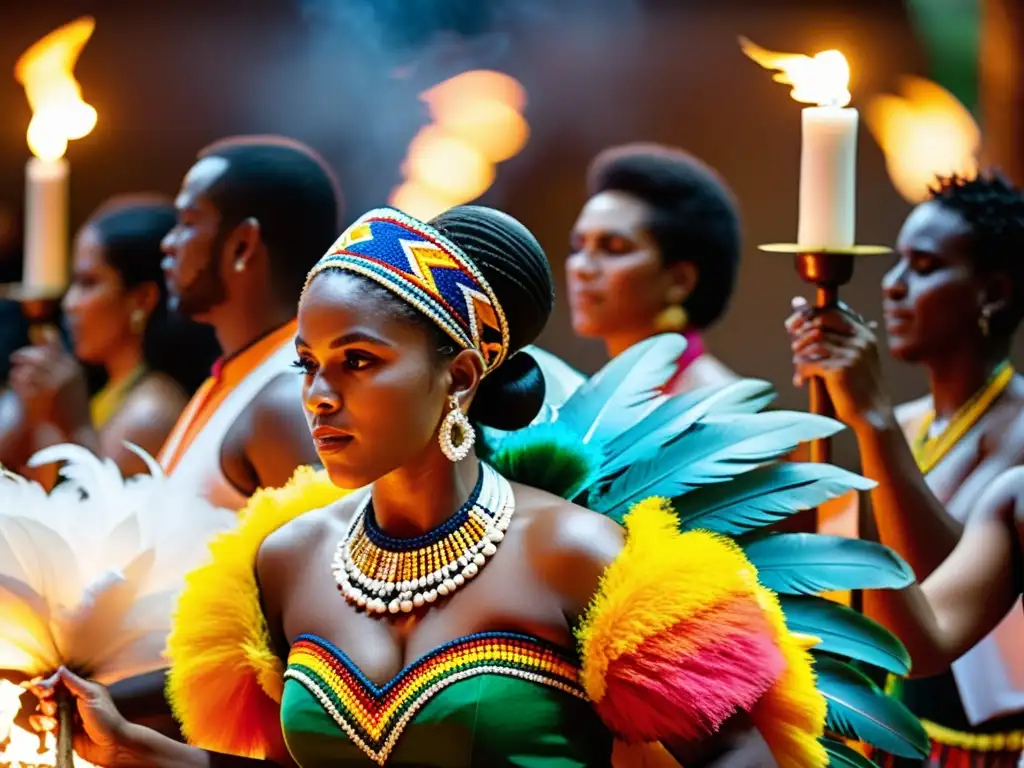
740, 36, 851, 108
865, 76, 980, 203
14, 17, 98, 162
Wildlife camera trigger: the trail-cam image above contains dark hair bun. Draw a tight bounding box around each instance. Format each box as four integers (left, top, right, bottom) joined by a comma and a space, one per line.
430, 205, 555, 429
469, 350, 546, 430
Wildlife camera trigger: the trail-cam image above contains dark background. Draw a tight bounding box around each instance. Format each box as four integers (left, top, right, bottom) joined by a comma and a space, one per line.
0, 0, 1006, 467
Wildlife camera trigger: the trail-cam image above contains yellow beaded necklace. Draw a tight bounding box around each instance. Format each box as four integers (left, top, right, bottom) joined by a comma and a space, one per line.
912, 359, 1015, 475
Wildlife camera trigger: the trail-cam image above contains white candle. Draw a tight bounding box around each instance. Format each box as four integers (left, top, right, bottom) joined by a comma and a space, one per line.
798, 106, 858, 249
24, 155, 70, 294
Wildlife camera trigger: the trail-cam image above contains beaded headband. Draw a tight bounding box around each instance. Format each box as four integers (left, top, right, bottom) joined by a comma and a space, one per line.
303, 208, 510, 374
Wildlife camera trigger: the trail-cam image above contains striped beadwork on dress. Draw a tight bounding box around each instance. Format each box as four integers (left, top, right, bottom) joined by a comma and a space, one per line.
284, 631, 586, 765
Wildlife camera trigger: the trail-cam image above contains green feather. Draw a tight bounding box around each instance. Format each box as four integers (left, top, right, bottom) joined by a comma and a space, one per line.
779, 595, 910, 676
821, 737, 881, 768
674, 463, 874, 536
485, 422, 599, 501
744, 534, 915, 594
814, 654, 930, 759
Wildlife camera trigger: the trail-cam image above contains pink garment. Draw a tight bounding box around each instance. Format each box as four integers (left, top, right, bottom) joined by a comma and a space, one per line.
662, 330, 705, 395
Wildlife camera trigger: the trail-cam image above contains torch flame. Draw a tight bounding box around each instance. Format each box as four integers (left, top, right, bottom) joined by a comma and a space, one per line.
740, 36, 851, 108
865, 76, 980, 203
14, 17, 98, 162
389, 69, 529, 220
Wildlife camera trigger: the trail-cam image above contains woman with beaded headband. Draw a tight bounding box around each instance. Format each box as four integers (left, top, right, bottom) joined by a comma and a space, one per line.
35, 205, 925, 767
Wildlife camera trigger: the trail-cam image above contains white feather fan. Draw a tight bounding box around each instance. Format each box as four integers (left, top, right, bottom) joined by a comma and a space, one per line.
0, 442, 235, 766
0, 442, 235, 683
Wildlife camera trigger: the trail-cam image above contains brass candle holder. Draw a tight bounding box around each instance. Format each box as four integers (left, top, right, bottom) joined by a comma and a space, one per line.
0, 283, 63, 344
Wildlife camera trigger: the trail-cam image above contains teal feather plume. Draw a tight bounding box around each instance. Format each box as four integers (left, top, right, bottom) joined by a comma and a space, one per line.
484, 344, 922, 763
779, 595, 911, 676
744, 534, 915, 595
674, 463, 874, 536
598, 379, 777, 476
821, 737, 880, 768
556, 334, 685, 445
591, 412, 844, 516
814, 654, 930, 759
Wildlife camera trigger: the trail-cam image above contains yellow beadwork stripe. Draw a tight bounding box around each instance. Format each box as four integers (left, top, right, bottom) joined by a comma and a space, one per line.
923, 719, 1024, 752
913, 360, 1015, 475
284, 632, 585, 764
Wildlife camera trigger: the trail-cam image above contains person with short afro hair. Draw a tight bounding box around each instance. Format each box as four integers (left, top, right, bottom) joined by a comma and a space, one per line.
567, 142, 742, 393
787, 170, 1024, 768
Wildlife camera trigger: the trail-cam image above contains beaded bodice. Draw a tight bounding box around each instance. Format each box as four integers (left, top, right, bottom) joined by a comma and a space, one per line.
280, 632, 613, 767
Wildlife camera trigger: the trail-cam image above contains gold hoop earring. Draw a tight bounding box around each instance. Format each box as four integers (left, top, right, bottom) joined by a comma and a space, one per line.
439, 395, 475, 462
654, 304, 688, 333
979, 311, 991, 338
130, 309, 146, 334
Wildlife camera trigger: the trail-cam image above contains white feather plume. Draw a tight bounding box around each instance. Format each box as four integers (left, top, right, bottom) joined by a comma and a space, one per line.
0, 443, 235, 686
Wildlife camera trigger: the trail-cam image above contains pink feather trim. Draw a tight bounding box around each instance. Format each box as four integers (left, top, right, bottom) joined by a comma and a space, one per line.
594, 609, 785, 742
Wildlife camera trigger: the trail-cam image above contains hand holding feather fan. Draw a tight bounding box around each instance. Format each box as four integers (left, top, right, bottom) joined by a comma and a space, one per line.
0, 443, 235, 767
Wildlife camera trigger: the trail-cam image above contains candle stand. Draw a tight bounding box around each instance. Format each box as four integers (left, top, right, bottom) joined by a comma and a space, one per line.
760, 243, 891, 501
0, 283, 63, 345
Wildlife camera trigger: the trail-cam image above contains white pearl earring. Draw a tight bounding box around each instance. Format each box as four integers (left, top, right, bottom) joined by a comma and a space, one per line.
439, 395, 475, 462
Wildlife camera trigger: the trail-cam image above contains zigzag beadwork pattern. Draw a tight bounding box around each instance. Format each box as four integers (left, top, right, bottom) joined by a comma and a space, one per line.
284, 632, 586, 765
303, 208, 510, 373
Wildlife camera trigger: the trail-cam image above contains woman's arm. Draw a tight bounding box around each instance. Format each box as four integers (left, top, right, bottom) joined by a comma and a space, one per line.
100, 385, 186, 476
664, 711, 777, 767
863, 467, 1023, 676
119, 722, 283, 768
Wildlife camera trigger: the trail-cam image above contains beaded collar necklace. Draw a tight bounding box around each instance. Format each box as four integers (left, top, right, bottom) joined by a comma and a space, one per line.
333, 463, 514, 615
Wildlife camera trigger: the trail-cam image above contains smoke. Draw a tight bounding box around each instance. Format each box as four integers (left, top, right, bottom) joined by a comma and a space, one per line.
236, 0, 646, 217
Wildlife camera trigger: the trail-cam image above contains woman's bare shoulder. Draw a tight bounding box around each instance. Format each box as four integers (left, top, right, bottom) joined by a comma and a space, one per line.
513, 483, 624, 614
260, 489, 364, 563
113, 373, 188, 429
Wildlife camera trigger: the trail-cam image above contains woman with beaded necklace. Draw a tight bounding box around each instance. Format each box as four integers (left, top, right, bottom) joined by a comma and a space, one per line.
34, 205, 921, 767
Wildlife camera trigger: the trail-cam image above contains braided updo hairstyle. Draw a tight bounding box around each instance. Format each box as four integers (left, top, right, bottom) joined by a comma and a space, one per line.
325, 205, 554, 430
429, 206, 555, 431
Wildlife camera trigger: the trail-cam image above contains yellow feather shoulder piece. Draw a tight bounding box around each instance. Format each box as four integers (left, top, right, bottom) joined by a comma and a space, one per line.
578, 498, 827, 768
166, 465, 348, 761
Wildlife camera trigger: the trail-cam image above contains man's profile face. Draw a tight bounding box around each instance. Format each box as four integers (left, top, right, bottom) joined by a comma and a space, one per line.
161, 156, 230, 320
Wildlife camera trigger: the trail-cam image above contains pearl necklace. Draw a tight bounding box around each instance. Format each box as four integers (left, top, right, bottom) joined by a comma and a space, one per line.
333, 463, 514, 615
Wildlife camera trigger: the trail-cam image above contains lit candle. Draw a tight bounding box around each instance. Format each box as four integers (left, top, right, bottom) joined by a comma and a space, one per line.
799, 104, 857, 248
24, 156, 70, 293
14, 16, 97, 295
741, 38, 858, 249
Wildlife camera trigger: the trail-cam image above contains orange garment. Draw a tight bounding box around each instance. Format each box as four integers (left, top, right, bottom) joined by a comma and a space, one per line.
158, 320, 298, 475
